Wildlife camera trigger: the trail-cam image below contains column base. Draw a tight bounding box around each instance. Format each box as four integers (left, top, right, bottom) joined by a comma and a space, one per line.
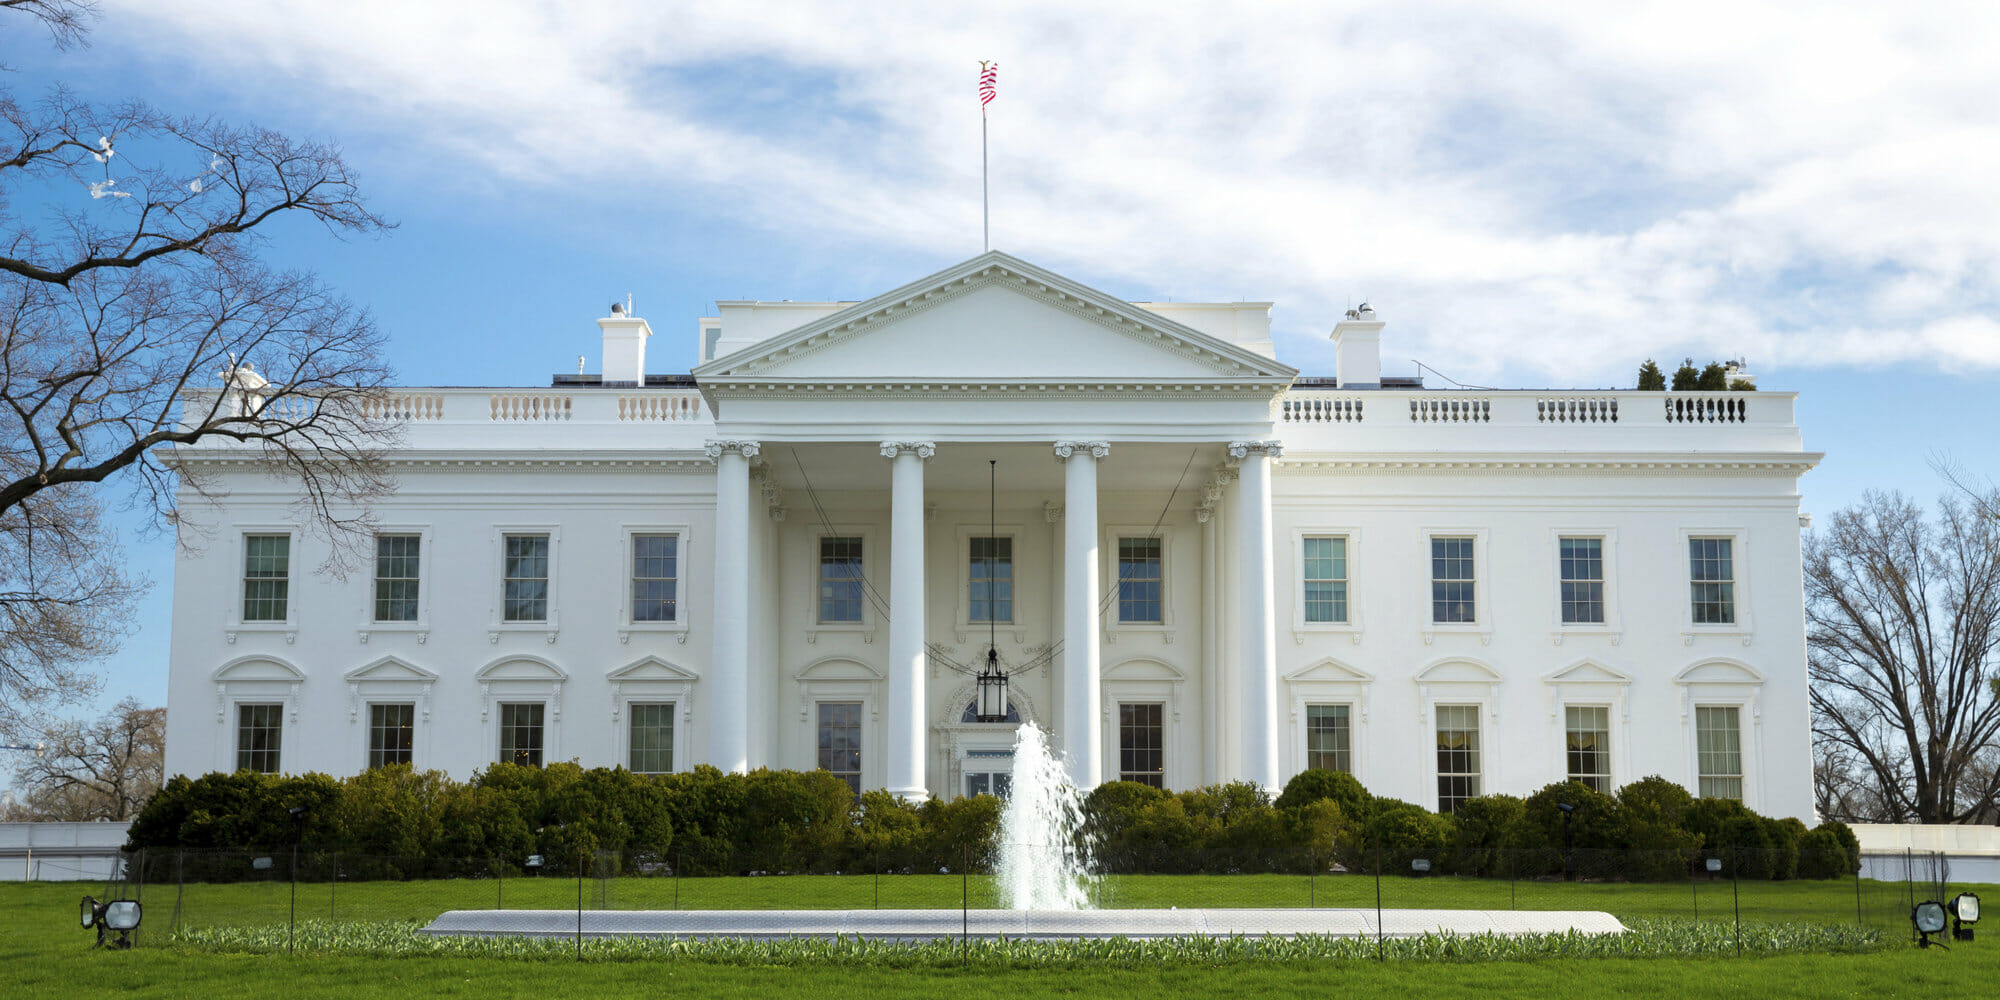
883, 785, 933, 803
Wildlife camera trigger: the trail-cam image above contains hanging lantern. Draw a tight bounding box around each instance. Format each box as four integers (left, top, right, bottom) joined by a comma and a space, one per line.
975, 647, 1009, 723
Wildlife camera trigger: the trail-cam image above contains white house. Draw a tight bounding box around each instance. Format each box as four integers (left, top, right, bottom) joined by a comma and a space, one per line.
162, 251, 1821, 819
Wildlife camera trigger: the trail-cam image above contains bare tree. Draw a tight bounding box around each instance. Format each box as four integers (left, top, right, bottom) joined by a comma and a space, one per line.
1807, 488, 2000, 824
0, 6, 399, 725
2, 697, 162, 821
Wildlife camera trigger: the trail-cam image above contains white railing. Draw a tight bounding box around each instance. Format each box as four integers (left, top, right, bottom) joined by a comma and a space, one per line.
490, 394, 573, 421
1410, 396, 1492, 423
1536, 396, 1619, 423
618, 393, 706, 421
359, 393, 446, 421
1280, 395, 1364, 423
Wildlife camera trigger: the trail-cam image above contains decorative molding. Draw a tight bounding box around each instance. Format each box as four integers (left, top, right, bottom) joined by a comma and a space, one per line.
1227, 440, 1284, 461
703, 439, 761, 461
1052, 440, 1110, 461
1043, 500, 1063, 522
878, 440, 937, 460
1275, 456, 1821, 476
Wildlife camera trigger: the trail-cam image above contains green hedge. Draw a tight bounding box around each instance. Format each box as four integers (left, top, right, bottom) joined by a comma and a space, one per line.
126, 766, 1855, 882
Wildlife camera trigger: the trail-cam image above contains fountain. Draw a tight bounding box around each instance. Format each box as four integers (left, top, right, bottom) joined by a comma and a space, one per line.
993, 722, 1096, 910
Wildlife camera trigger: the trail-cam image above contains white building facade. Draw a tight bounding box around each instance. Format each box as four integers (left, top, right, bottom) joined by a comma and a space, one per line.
163, 252, 1821, 819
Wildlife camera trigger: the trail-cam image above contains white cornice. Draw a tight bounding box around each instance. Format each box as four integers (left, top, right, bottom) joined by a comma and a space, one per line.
172, 450, 715, 471
693, 251, 1298, 384
694, 377, 1291, 401
1275, 451, 1824, 476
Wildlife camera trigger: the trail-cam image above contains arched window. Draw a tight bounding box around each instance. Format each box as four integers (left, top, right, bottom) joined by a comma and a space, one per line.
959, 700, 1021, 724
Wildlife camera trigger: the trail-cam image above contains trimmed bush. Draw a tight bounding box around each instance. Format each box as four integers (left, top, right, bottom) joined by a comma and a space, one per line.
1274, 769, 1370, 817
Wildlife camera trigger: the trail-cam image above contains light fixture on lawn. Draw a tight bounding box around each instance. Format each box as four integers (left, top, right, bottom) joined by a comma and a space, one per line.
1913, 900, 1949, 948
1949, 892, 1980, 941
974, 459, 1010, 724
78, 895, 141, 949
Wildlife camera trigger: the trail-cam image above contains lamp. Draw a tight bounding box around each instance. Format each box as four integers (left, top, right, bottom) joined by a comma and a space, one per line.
973, 458, 1010, 724
975, 648, 1009, 723
78, 895, 140, 949
1914, 900, 1949, 948
1950, 892, 1980, 941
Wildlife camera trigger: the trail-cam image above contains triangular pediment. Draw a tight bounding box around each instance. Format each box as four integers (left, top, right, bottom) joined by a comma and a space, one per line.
607, 656, 700, 683
693, 252, 1297, 384
1542, 659, 1632, 686
345, 656, 438, 684
1283, 658, 1375, 684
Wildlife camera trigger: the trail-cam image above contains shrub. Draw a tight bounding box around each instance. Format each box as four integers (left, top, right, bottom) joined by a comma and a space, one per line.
1636, 360, 1666, 391
1274, 769, 1371, 817
1360, 797, 1454, 868
1814, 820, 1861, 874
1616, 777, 1701, 878
1449, 794, 1527, 876
1796, 828, 1853, 880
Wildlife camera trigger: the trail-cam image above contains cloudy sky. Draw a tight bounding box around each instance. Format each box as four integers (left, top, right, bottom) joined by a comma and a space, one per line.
7, 0, 1998, 714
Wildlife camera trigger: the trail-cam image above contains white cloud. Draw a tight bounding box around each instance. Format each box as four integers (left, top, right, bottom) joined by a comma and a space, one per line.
95, 0, 2000, 383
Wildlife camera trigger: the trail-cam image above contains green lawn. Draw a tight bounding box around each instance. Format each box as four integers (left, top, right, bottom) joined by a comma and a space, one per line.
5, 874, 1997, 1000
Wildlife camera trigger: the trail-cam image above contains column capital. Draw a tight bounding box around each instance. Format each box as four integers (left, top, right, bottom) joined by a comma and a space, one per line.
1226, 440, 1283, 462
704, 439, 761, 461
879, 440, 936, 461
1053, 440, 1110, 462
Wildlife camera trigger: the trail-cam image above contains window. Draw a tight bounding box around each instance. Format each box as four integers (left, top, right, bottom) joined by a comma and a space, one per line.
628, 702, 674, 774
242, 534, 291, 622
818, 702, 862, 795
502, 535, 549, 622
969, 536, 1013, 623
237, 703, 282, 773
498, 703, 544, 767
1435, 705, 1481, 813
1302, 537, 1349, 624
1117, 537, 1164, 623
1431, 537, 1475, 623
368, 703, 415, 768
1306, 704, 1352, 774
631, 534, 679, 623
1689, 538, 1735, 624
1696, 706, 1743, 799
965, 771, 1013, 799
818, 537, 864, 624
1119, 702, 1165, 787
1559, 537, 1604, 624
1565, 705, 1611, 792
373, 534, 421, 623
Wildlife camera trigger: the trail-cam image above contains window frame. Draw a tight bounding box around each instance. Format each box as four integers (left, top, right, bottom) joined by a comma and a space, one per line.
1116, 701, 1167, 788
803, 527, 878, 640
1433, 703, 1483, 814
626, 701, 677, 775
1546, 528, 1621, 641
618, 524, 693, 643
1678, 527, 1754, 643
955, 523, 1024, 635
496, 701, 547, 768
1420, 528, 1490, 642
236, 701, 284, 774
489, 526, 561, 641
816, 700, 864, 796
1304, 703, 1354, 775
228, 526, 299, 634
1693, 704, 1745, 801
367, 702, 416, 769
1290, 528, 1364, 643
1564, 704, 1613, 793
1103, 524, 1176, 633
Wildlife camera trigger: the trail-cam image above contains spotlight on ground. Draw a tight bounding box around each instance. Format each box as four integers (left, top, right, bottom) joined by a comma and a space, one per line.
1949, 892, 1979, 942
1914, 900, 1949, 948
78, 896, 142, 949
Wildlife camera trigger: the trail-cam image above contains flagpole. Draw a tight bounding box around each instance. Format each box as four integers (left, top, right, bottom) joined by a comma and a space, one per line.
982, 109, 989, 253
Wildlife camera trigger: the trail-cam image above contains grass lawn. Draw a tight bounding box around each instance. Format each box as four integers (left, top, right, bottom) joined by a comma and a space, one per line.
5, 875, 1997, 999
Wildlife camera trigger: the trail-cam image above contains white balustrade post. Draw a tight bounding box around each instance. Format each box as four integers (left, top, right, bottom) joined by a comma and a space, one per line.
1230, 440, 1282, 792
705, 439, 758, 773
883, 441, 936, 800
1055, 440, 1109, 789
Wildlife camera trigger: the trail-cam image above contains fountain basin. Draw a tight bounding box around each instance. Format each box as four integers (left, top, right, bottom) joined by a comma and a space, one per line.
420, 907, 1626, 941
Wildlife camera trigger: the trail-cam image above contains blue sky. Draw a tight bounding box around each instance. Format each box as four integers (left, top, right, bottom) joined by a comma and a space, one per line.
6, 1, 1997, 722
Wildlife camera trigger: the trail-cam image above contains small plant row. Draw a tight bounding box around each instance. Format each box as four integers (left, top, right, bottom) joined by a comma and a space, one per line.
124, 765, 1857, 882
167, 917, 1884, 965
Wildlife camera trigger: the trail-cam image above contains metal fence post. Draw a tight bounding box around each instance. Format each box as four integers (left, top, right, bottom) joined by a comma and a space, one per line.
1730, 846, 1741, 957
172, 850, 184, 932
289, 841, 299, 955
1373, 849, 1384, 962
496, 857, 503, 910
1854, 854, 1864, 929
576, 850, 585, 962
961, 843, 970, 966
329, 853, 337, 921
673, 850, 682, 911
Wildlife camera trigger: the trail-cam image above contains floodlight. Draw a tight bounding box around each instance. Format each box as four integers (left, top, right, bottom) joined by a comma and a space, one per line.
79, 896, 99, 930
1410, 858, 1431, 873
1914, 900, 1950, 947
103, 900, 142, 932
252, 856, 274, 871
1705, 858, 1722, 872
1557, 802, 1575, 814
1950, 893, 1980, 925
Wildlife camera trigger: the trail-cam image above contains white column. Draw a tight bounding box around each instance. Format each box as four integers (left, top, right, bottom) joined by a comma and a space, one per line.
705, 439, 759, 773
1230, 440, 1281, 791
1055, 440, 1109, 789
882, 440, 935, 800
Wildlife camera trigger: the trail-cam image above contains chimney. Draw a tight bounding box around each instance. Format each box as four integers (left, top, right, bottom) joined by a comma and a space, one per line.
597, 302, 652, 386
1331, 303, 1384, 388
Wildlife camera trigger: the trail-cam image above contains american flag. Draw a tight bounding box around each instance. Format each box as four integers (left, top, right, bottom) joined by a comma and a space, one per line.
979, 61, 998, 109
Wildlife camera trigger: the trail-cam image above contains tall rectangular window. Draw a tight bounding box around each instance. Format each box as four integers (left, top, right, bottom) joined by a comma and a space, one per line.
969, 536, 1013, 623
818, 702, 862, 795
1565, 705, 1611, 792
1431, 536, 1475, 623
1690, 537, 1736, 624
498, 703, 544, 767
502, 534, 549, 622
242, 534, 291, 622
1696, 706, 1743, 799
1306, 704, 1352, 774
631, 534, 679, 623
1117, 537, 1164, 623
628, 703, 675, 774
368, 703, 415, 768
1119, 703, 1165, 787
373, 534, 421, 623
237, 703, 282, 773
1559, 537, 1605, 624
1435, 705, 1481, 813
818, 537, 864, 623
1302, 536, 1349, 624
